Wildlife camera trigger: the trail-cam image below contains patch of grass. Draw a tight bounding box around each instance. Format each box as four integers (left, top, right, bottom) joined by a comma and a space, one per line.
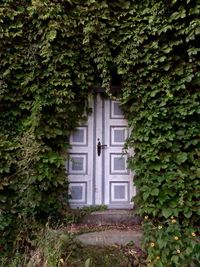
0, 224, 146, 267
66, 245, 129, 267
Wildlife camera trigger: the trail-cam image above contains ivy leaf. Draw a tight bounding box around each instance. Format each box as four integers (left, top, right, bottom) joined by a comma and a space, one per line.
171, 255, 179, 265
175, 152, 187, 165
156, 261, 164, 267
197, 168, 200, 178
157, 238, 167, 249
151, 188, 159, 196
163, 64, 170, 71
143, 191, 150, 200
85, 258, 91, 267
46, 30, 57, 41
162, 208, 172, 218
184, 210, 192, 218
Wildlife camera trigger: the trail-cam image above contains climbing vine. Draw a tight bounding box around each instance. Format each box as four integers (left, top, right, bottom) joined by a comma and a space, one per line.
0, 0, 199, 265
0, 0, 95, 252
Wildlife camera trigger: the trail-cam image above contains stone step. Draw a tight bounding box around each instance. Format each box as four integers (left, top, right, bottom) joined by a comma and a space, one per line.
76, 229, 142, 247
81, 209, 141, 226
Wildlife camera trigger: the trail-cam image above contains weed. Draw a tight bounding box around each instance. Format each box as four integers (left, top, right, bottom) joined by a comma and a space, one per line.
0, 224, 146, 267
64, 205, 107, 225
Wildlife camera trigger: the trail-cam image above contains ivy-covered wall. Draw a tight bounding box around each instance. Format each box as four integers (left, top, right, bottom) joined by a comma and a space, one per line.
0, 0, 95, 251
1, 0, 199, 265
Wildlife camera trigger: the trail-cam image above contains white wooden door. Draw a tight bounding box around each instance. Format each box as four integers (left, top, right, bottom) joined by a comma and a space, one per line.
67, 94, 135, 209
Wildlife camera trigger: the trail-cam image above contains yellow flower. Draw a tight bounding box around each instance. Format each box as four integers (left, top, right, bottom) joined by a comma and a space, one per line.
171, 219, 176, 223
174, 236, 179, 240
156, 256, 160, 260
150, 242, 155, 247
171, 216, 174, 219
145, 215, 149, 220
192, 232, 196, 237
176, 249, 180, 254
158, 225, 162, 229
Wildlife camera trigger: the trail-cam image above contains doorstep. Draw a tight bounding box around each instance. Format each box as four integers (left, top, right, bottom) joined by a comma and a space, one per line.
81, 209, 142, 226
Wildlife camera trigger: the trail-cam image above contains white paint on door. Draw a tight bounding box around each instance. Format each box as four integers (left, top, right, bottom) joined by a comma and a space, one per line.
67, 94, 135, 209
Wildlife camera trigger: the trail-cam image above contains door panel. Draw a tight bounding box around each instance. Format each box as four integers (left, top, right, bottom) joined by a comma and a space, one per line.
104, 99, 134, 208
68, 99, 94, 207
68, 94, 135, 208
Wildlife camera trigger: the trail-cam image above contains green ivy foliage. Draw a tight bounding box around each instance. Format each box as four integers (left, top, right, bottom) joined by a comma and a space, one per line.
0, 0, 95, 253
0, 0, 200, 265
111, 0, 200, 265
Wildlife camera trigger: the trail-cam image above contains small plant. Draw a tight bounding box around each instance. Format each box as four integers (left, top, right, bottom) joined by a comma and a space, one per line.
142, 218, 200, 266
64, 205, 107, 225
84, 258, 91, 267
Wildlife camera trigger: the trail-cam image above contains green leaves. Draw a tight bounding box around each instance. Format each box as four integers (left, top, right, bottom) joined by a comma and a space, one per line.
175, 152, 188, 165
1, 0, 200, 264
117, 0, 200, 265
151, 188, 159, 196
143, 219, 199, 266
162, 208, 173, 218
46, 30, 57, 41
85, 258, 91, 267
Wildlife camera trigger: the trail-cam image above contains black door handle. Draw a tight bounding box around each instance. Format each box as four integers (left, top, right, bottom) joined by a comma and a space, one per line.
97, 139, 107, 156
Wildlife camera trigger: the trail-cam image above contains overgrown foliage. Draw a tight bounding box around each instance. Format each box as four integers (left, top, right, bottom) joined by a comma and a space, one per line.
0, 0, 95, 254
1, 0, 199, 265
1, 224, 146, 267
